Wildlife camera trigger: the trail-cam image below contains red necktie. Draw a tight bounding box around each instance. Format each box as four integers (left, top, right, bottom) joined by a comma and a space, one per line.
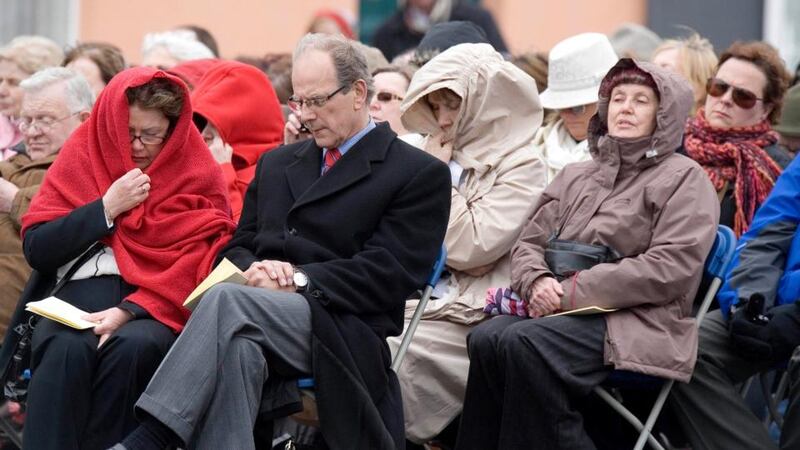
322, 148, 341, 175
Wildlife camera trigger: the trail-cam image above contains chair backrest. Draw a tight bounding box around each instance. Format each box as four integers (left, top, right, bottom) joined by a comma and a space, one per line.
696, 224, 737, 326
704, 225, 737, 281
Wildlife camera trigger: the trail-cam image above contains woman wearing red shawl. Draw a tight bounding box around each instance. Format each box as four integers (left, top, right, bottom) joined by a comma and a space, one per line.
192, 60, 285, 221
683, 41, 793, 236
17, 67, 236, 450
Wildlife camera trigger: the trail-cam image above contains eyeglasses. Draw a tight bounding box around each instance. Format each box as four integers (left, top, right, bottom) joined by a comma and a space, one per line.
18, 112, 79, 133
559, 104, 587, 115
130, 132, 167, 146
375, 92, 404, 103
288, 85, 348, 112
706, 78, 764, 109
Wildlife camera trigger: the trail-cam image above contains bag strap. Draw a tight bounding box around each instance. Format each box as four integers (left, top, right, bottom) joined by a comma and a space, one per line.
49, 242, 105, 297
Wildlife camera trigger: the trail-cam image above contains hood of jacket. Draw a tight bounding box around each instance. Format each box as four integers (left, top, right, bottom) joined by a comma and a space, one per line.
192, 61, 285, 168
400, 43, 543, 174
587, 58, 693, 178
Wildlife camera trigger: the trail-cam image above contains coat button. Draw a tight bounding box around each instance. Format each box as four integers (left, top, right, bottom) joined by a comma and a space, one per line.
311, 290, 323, 298
288, 228, 298, 236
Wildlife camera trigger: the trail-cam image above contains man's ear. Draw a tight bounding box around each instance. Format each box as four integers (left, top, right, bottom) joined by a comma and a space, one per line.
78, 110, 91, 122
352, 79, 368, 111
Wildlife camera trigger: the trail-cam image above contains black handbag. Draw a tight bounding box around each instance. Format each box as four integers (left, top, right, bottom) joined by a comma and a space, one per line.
2, 242, 104, 404
544, 215, 621, 281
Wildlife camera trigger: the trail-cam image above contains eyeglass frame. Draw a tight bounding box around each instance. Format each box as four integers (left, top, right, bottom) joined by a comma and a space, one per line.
18, 111, 80, 133
288, 84, 350, 112
705, 77, 764, 110
129, 131, 168, 146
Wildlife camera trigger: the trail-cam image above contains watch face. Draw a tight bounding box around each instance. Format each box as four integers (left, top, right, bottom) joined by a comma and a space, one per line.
293, 271, 308, 287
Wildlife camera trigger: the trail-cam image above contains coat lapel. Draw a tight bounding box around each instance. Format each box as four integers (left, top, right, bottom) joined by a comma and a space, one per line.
285, 140, 322, 202
287, 123, 394, 210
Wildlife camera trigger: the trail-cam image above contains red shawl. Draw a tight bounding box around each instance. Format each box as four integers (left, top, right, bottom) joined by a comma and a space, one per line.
684, 108, 782, 236
192, 61, 284, 220
21, 67, 237, 332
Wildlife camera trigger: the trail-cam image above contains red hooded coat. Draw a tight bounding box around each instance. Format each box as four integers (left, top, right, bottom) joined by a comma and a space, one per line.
192, 61, 285, 221
21, 67, 237, 332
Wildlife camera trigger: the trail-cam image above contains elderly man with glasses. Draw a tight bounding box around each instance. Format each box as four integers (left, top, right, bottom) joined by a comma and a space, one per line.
0, 67, 93, 336
113, 33, 451, 450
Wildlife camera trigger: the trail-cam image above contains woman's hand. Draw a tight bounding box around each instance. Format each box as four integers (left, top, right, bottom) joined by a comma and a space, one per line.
208, 138, 233, 164
526, 276, 563, 318
83, 307, 133, 348
425, 134, 453, 163
102, 168, 150, 221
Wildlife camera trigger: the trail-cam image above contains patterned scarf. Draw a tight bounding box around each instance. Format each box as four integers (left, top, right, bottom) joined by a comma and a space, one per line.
684, 108, 781, 236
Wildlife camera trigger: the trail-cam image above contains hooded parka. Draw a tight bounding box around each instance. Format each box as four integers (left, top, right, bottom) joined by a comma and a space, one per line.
389, 43, 546, 441
511, 59, 720, 382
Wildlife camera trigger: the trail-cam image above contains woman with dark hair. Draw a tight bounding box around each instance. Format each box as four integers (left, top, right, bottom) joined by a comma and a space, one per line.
684, 41, 793, 236
455, 59, 719, 449
64, 42, 127, 97
10, 67, 236, 450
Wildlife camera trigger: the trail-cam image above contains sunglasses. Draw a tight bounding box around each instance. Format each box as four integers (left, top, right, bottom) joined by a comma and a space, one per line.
706, 78, 764, 109
375, 92, 403, 103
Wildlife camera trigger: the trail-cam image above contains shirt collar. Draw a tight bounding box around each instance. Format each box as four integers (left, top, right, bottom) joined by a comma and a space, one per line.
325, 119, 376, 156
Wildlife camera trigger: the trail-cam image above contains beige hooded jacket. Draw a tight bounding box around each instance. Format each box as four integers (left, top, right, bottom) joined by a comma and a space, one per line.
511, 59, 719, 382
400, 43, 546, 324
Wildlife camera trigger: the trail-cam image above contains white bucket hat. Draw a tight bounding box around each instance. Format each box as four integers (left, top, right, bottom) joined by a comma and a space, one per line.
539, 33, 618, 110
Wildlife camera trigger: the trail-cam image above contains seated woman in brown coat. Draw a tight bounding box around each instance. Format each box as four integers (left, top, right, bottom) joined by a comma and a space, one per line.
455, 59, 719, 449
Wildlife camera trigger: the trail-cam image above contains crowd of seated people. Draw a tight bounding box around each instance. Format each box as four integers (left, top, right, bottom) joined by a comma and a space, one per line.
1, 8, 800, 450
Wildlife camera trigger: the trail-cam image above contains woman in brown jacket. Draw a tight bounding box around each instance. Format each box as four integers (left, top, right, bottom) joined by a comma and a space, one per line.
455, 59, 720, 449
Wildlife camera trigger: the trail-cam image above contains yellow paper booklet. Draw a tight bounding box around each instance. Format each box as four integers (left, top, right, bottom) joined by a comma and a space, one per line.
26, 296, 97, 330
550, 306, 618, 317
183, 258, 247, 310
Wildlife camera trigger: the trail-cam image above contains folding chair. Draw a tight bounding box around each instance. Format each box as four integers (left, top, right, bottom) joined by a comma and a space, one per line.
291, 245, 448, 426
593, 225, 737, 450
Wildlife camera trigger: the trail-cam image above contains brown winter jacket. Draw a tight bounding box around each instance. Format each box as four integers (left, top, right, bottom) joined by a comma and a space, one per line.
0, 151, 57, 335
511, 59, 720, 382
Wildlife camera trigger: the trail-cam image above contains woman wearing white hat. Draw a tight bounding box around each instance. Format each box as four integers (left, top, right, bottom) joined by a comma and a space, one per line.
534, 33, 618, 183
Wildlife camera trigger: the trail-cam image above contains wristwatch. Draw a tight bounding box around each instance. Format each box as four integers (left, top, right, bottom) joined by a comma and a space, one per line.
293, 268, 309, 293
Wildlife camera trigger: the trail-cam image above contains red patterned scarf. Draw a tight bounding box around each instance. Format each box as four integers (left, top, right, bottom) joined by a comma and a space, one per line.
684, 108, 781, 236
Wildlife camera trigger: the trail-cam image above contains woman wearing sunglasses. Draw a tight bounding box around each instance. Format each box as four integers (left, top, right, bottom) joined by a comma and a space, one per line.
684, 41, 793, 236
369, 66, 412, 136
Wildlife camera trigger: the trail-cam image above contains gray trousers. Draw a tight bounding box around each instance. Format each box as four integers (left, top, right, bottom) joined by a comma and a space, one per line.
135, 284, 313, 450
670, 309, 800, 450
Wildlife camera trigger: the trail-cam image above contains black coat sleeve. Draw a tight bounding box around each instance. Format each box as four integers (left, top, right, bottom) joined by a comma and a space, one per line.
23, 198, 114, 273
217, 157, 262, 270
298, 158, 451, 315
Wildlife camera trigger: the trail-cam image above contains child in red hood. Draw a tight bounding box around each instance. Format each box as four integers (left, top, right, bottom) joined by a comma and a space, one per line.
192, 61, 285, 221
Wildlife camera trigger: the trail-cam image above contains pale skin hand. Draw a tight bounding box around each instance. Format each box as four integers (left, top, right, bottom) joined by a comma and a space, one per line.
210, 142, 233, 164
283, 112, 311, 145
526, 276, 563, 318
83, 307, 132, 348
0, 178, 20, 213
102, 168, 151, 221
243, 260, 296, 293
424, 134, 453, 164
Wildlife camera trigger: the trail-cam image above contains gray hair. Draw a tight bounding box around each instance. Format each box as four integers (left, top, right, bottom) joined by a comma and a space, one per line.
20, 67, 95, 113
141, 31, 215, 62
293, 33, 375, 103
